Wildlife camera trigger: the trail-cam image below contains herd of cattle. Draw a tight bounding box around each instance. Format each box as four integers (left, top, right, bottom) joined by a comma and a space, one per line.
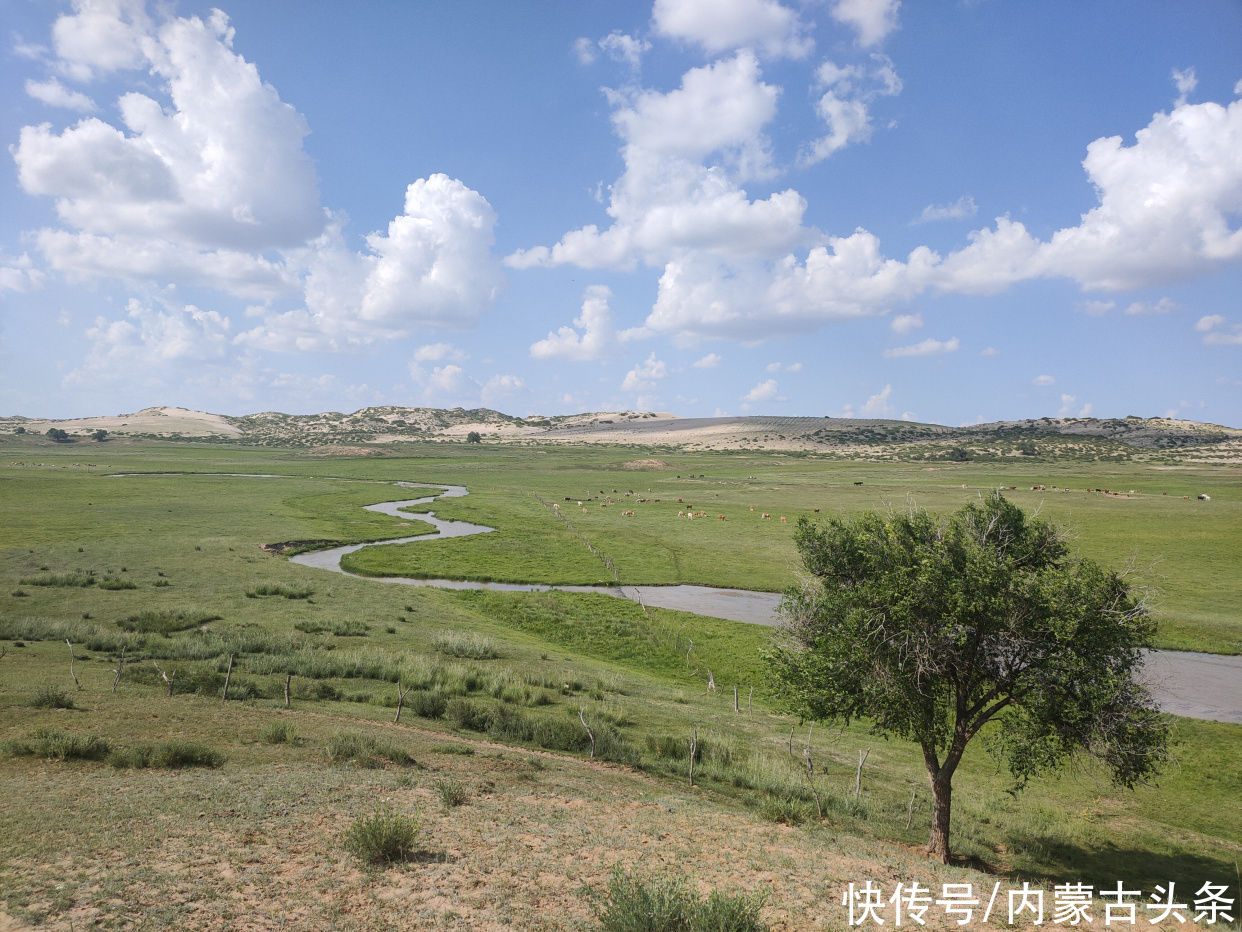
550, 480, 1215, 523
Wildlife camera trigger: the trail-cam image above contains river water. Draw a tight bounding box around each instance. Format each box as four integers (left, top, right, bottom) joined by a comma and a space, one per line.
112, 474, 1242, 724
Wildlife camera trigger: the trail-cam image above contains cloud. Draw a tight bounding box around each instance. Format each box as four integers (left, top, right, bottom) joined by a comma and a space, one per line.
50, 0, 152, 81
1123, 297, 1177, 315
1057, 393, 1094, 418
16, 11, 325, 254
742, 378, 783, 403
65, 297, 235, 389
600, 31, 651, 68
1172, 67, 1197, 107
882, 336, 959, 358
530, 285, 620, 361
0, 253, 46, 293
239, 176, 502, 351
979, 346, 998, 357
25, 77, 96, 112
413, 342, 468, 363
1201, 317, 1242, 345
692, 352, 722, 368
912, 195, 977, 225
829, 0, 901, 47
18, 5, 503, 356
651, 0, 812, 59
765, 360, 802, 372
1033, 374, 1055, 386
481, 374, 526, 406
800, 54, 902, 166
859, 383, 893, 416
890, 312, 922, 333
506, 52, 805, 272
621, 352, 668, 392
1077, 299, 1116, 317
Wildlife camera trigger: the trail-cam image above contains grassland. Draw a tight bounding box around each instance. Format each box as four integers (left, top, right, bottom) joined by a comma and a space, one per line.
1, 440, 1239, 929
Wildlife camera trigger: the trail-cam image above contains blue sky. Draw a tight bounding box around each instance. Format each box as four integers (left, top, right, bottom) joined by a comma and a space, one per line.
2, 0, 1240, 426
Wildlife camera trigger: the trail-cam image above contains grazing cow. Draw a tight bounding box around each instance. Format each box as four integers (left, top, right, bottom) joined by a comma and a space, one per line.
582, 507, 588, 512
749, 505, 754, 511
718, 514, 726, 521
552, 503, 559, 510
853, 481, 863, 486
813, 508, 820, 513
780, 516, 787, 523
678, 511, 686, 517
762, 513, 770, 519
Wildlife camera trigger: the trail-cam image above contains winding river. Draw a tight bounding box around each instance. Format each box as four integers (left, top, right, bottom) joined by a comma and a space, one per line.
114, 474, 1242, 724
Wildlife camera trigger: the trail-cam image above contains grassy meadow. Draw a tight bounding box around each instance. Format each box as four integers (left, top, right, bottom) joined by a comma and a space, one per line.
1, 439, 1239, 929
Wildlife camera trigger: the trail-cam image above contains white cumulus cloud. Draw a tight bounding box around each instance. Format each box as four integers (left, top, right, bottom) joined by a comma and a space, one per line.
25, 77, 96, 112
829, 0, 901, 48
651, 0, 812, 59
530, 285, 620, 361
882, 336, 959, 358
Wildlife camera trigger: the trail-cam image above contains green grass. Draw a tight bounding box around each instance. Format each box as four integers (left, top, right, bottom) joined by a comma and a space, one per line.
0, 440, 1239, 928
116, 609, 220, 635
343, 806, 420, 865
2, 729, 111, 762
107, 740, 226, 769
29, 684, 77, 709
594, 866, 769, 932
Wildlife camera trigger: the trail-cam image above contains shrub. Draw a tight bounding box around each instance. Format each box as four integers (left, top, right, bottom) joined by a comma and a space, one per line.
108, 740, 225, 769
3, 728, 111, 762
30, 685, 76, 710
445, 697, 489, 732
758, 795, 811, 826
432, 632, 501, 660
117, 610, 220, 635
246, 583, 313, 600
98, 576, 138, 590
259, 720, 298, 744
594, 867, 769, 932
407, 690, 448, 719
325, 730, 414, 767
434, 777, 471, 808
344, 806, 419, 865
19, 572, 94, 588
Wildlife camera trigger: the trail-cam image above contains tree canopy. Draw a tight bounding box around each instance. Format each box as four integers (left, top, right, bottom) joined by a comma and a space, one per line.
766, 491, 1169, 862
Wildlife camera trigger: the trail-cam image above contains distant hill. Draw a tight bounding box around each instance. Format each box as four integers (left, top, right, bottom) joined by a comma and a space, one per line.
3, 405, 1239, 462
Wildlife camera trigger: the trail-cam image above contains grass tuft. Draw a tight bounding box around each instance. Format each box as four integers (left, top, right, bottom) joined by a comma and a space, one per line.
434, 776, 472, 808
259, 720, 299, 744
432, 631, 501, 659
246, 583, 313, 600
107, 740, 226, 769
343, 807, 420, 865
116, 610, 220, 635
3, 728, 111, 762
594, 867, 769, 932
30, 685, 76, 709
325, 730, 415, 768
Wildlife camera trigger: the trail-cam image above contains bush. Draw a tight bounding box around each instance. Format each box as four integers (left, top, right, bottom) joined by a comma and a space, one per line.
20, 572, 94, 588
98, 576, 138, 590
595, 867, 769, 931
434, 777, 471, 808
758, 795, 811, 826
407, 689, 448, 719
117, 610, 220, 635
108, 740, 225, 769
344, 806, 420, 865
325, 730, 415, 767
432, 632, 501, 660
3, 728, 111, 762
259, 720, 298, 744
246, 583, 313, 600
30, 685, 76, 709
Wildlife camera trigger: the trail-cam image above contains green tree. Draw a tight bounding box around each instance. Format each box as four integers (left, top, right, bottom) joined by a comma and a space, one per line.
465, 431, 482, 443
45, 428, 70, 443
766, 492, 1168, 863
91, 429, 108, 442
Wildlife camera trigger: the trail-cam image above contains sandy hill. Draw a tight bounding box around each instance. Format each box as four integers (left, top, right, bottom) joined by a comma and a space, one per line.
3, 406, 1239, 461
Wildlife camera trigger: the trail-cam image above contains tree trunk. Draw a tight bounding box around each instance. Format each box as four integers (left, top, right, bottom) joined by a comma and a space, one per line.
927, 769, 953, 863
